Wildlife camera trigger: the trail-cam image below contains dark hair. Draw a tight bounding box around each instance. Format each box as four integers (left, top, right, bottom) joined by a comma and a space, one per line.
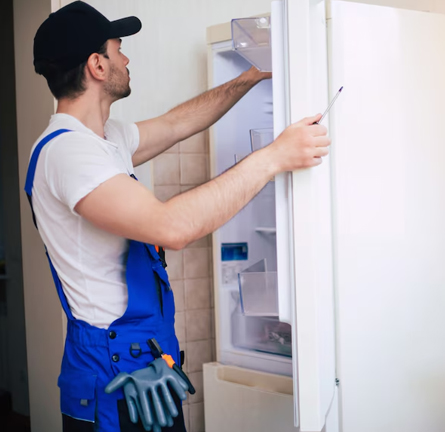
34, 42, 109, 100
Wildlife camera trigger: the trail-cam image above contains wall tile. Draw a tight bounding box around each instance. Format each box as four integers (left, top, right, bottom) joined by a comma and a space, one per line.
210, 309, 216, 340
209, 279, 214, 308
180, 154, 208, 185
182, 404, 190, 431
175, 311, 186, 343
211, 338, 217, 362
185, 278, 211, 310
188, 371, 204, 404
165, 249, 183, 280
170, 280, 184, 312
184, 248, 210, 279
180, 185, 195, 193
164, 143, 180, 153
186, 340, 212, 373
154, 185, 180, 202
153, 153, 180, 185
186, 309, 211, 342
179, 132, 207, 154
186, 234, 210, 249
189, 402, 205, 432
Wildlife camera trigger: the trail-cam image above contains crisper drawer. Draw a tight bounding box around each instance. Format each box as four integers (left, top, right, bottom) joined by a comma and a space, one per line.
203, 363, 296, 432
232, 309, 292, 357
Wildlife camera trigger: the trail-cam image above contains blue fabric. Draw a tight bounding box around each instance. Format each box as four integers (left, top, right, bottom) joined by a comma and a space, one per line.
25, 130, 179, 431
24, 129, 72, 196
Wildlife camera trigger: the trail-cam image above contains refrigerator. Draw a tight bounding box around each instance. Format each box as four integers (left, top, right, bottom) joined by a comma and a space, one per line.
203, 1, 445, 432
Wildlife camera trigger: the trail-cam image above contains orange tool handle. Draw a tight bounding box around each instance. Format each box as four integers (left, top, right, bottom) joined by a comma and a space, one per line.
161, 354, 176, 369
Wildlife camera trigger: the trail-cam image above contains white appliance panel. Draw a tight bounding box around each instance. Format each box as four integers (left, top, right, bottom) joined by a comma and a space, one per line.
287, 1, 336, 431
330, 2, 445, 431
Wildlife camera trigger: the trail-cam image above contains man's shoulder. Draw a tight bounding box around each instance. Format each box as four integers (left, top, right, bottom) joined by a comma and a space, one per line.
105, 118, 136, 139
105, 118, 139, 155
32, 126, 100, 157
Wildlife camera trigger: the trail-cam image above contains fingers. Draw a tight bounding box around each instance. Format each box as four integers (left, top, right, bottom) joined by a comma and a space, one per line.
313, 135, 331, 148
309, 124, 328, 138
296, 113, 322, 127
152, 422, 162, 432
138, 388, 155, 431
160, 383, 179, 418
150, 387, 168, 427
126, 396, 139, 424
313, 147, 329, 158
105, 372, 131, 394
165, 411, 174, 428
166, 375, 188, 401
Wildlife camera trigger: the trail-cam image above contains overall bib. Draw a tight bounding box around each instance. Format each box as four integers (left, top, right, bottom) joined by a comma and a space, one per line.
25, 129, 183, 431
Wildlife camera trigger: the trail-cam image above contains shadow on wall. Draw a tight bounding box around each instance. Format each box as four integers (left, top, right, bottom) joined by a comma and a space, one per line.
0, 0, 30, 427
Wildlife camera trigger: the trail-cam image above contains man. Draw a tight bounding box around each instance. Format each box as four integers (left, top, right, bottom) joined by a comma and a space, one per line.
27, 2, 330, 432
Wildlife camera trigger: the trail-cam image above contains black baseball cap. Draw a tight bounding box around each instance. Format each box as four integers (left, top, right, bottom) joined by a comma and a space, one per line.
34, 1, 142, 72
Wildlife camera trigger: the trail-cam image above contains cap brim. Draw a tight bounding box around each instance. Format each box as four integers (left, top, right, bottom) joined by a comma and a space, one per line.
109, 16, 142, 38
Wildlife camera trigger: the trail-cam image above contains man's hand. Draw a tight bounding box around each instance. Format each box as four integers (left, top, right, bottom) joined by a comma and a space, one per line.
134, 67, 272, 167
264, 113, 331, 174
241, 66, 272, 84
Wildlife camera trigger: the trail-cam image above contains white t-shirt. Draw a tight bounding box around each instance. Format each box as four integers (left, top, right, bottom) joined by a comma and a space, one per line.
30, 113, 140, 329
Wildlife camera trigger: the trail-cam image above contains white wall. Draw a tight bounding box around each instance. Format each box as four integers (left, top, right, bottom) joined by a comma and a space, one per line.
13, 0, 65, 431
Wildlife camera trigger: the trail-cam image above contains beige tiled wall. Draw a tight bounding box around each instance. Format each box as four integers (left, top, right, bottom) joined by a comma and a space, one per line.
154, 131, 214, 432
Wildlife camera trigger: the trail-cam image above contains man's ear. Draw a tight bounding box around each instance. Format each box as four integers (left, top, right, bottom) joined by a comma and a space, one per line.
86, 53, 107, 82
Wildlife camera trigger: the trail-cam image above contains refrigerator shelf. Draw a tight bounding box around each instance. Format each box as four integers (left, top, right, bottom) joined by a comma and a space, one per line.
255, 227, 276, 234
231, 17, 272, 72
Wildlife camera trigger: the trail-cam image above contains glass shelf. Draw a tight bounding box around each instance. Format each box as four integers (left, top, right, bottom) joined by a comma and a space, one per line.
231, 17, 272, 72
255, 227, 276, 234
238, 259, 278, 317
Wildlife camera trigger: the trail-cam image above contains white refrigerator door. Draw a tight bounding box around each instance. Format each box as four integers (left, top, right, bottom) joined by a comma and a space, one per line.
329, 2, 445, 432
275, 0, 337, 431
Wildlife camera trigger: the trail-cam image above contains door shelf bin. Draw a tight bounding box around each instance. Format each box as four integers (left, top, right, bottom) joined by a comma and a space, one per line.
250, 128, 274, 152
238, 267, 278, 317
231, 17, 272, 72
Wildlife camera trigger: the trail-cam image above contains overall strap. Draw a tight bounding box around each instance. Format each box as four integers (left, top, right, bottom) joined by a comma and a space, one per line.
24, 129, 75, 319
25, 129, 72, 199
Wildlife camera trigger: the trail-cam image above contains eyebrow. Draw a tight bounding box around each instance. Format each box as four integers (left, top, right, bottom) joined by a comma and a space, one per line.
119, 38, 122, 45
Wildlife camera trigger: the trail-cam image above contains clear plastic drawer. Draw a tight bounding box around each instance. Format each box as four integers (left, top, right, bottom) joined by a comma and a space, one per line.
250, 128, 274, 152
231, 292, 291, 357
231, 17, 272, 72
238, 260, 278, 317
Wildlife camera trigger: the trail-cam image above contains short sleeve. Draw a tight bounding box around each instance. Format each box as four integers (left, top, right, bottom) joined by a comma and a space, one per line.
105, 119, 140, 156
44, 132, 125, 213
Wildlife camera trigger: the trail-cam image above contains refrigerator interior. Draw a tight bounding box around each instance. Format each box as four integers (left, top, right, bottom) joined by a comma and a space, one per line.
210, 40, 292, 376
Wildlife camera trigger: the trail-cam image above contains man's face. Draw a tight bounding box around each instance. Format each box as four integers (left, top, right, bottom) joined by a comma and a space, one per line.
103, 38, 131, 101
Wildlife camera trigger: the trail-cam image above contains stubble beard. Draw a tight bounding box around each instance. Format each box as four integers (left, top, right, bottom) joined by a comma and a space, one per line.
105, 64, 131, 101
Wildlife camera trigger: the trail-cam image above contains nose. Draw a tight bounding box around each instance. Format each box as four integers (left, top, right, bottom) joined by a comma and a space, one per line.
123, 54, 130, 66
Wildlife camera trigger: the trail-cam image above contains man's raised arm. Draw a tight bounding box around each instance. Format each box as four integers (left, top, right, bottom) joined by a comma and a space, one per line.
133, 67, 271, 167
76, 115, 329, 250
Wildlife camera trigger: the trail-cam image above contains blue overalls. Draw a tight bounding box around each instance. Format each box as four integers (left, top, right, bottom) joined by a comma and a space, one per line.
25, 129, 181, 431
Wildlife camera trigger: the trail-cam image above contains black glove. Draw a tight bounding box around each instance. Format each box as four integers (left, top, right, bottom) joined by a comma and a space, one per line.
105, 358, 189, 431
